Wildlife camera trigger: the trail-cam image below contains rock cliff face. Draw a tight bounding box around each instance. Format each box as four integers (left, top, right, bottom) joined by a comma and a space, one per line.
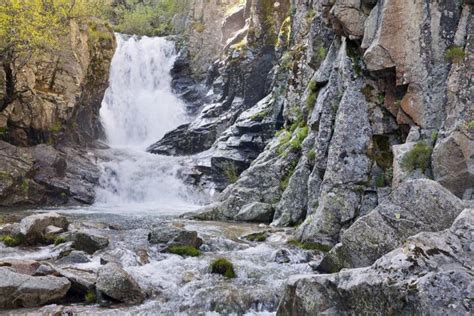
146, 0, 472, 312
0, 20, 116, 206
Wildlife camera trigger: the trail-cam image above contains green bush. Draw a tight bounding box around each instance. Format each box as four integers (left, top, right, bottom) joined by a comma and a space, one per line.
445, 46, 465, 64
401, 141, 432, 172
168, 245, 201, 257
210, 258, 236, 278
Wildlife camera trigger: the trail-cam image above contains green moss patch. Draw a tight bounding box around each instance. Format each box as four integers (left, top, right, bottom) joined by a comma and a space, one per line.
84, 289, 96, 304
0, 234, 25, 247
168, 245, 201, 257
210, 258, 236, 278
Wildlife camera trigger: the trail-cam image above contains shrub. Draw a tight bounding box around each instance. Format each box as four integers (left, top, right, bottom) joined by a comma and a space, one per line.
168, 245, 201, 257
290, 126, 309, 151
445, 46, 465, 64
210, 258, 236, 278
401, 141, 432, 172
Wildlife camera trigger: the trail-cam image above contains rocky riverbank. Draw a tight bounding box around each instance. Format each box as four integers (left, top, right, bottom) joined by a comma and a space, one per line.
0, 210, 315, 314
0, 0, 472, 314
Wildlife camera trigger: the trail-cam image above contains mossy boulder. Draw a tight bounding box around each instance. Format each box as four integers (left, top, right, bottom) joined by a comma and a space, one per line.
167, 245, 201, 257
210, 258, 236, 279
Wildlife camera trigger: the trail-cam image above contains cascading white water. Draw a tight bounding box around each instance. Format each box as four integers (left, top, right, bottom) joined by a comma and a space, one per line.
94, 34, 204, 213
100, 35, 186, 149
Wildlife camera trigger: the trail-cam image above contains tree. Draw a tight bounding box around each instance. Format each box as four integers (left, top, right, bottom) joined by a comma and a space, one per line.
0, 0, 106, 112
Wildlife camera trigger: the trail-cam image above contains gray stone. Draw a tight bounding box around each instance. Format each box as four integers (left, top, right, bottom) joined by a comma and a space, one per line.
319, 179, 465, 271
234, 202, 275, 223
0, 267, 70, 309
148, 226, 203, 249
71, 232, 109, 255
19, 212, 69, 245
55, 250, 91, 265
432, 131, 474, 198
96, 263, 145, 305
277, 209, 474, 315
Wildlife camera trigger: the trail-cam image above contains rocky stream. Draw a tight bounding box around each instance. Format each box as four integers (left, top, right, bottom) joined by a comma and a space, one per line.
0, 0, 473, 315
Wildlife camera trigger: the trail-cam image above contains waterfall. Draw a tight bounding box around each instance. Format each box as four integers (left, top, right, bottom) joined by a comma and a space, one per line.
100, 35, 186, 149
94, 34, 204, 214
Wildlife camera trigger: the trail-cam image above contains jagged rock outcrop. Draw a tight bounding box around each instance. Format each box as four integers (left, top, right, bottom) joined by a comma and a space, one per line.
149, 0, 291, 189
317, 179, 465, 272
183, 0, 471, 250
0, 141, 100, 206
0, 20, 115, 146
0, 20, 115, 207
276, 208, 474, 315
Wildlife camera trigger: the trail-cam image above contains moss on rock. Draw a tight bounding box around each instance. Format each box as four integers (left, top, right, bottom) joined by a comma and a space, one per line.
210, 258, 236, 278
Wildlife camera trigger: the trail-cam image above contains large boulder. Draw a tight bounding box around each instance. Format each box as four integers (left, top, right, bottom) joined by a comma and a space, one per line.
318, 179, 465, 272
432, 131, 474, 198
0, 267, 70, 309
19, 212, 69, 245
96, 263, 145, 305
277, 208, 473, 315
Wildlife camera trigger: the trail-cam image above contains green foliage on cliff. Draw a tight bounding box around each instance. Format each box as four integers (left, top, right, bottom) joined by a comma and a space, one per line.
445, 46, 465, 64
0, 0, 107, 112
401, 141, 432, 172
112, 0, 191, 36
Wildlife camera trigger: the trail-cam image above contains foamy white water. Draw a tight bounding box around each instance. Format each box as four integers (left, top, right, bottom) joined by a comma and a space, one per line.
94, 34, 205, 213
100, 35, 187, 149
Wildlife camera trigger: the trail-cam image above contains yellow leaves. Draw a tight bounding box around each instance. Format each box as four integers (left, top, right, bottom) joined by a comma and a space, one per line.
0, 0, 107, 55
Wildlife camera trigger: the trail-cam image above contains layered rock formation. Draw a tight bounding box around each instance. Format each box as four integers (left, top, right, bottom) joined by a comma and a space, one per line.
0, 20, 116, 206
167, 0, 472, 245
145, 1, 472, 313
